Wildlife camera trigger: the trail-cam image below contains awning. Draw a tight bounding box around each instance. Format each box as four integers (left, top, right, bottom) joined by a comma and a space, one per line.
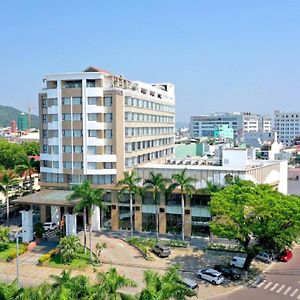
14, 189, 77, 206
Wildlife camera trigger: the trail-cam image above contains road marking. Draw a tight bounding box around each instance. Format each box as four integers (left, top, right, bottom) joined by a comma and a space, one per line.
290, 289, 299, 297
264, 282, 273, 289
118, 243, 124, 247
297, 293, 300, 299
257, 280, 266, 288
270, 283, 279, 291
284, 287, 292, 295
277, 285, 285, 293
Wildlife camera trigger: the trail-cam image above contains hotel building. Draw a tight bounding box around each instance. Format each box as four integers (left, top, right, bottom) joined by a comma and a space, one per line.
39, 66, 175, 188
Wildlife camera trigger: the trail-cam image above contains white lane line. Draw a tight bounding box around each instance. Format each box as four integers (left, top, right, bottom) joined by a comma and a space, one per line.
270, 283, 279, 291
290, 288, 299, 297
264, 282, 273, 289
257, 280, 266, 288
277, 285, 286, 293
284, 287, 292, 295
296, 293, 300, 299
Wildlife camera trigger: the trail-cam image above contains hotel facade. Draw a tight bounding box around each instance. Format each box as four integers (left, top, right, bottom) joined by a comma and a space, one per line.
39, 67, 175, 187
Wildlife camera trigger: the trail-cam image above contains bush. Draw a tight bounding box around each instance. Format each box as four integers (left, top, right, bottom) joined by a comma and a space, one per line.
206, 243, 245, 253
38, 248, 59, 264
34, 223, 45, 239
0, 242, 9, 251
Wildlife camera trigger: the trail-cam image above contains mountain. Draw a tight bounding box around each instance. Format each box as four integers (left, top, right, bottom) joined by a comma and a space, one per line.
0, 105, 39, 129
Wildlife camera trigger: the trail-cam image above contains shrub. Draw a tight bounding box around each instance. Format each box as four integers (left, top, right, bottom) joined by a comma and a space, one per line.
34, 223, 45, 239
206, 243, 245, 253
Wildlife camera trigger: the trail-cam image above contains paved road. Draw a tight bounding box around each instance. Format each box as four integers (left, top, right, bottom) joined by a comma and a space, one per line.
215, 245, 300, 300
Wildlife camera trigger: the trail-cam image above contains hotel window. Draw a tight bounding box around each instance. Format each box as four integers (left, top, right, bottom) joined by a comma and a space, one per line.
42, 99, 47, 108
42, 114, 47, 123
87, 162, 97, 169
52, 98, 58, 106
52, 146, 59, 154
105, 130, 113, 139
63, 113, 72, 121
52, 114, 58, 122
104, 97, 112, 106
88, 97, 97, 105
53, 161, 59, 168
105, 145, 113, 154
63, 161, 72, 169
62, 97, 71, 105
63, 146, 72, 153
43, 145, 48, 153
87, 146, 97, 155
62, 130, 71, 137
73, 113, 82, 121
73, 97, 82, 105
86, 79, 96, 87
104, 162, 113, 169
73, 130, 83, 137
73, 162, 83, 169
52, 130, 59, 137
88, 130, 97, 137
43, 130, 48, 138
88, 113, 97, 121
73, 146, 83, 153
105, 113, 113, 123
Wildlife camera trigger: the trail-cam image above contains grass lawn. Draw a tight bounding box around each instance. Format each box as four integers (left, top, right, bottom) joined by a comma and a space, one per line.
0, 243, 27, 261
47, 248, 94, 269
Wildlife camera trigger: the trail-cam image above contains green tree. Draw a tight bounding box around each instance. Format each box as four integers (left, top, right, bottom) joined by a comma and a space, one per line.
15, 156, 37, 194
59, 236, 81, 264
0, 140, 27, 170
172, 169, 196, 241
34, 222, 45, 239
92, 267, 137, 300
138, 265, 196, 300
117, 171, 143, 236
0, 170, 20, 225
0, 227, 9, 251
144, 172, 169, 239
68, 180, 106, 260
21, 141, 40, 156
209, 180, 300, 270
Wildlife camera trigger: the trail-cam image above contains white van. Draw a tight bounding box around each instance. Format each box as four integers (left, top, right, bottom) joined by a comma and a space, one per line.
230, 256, 246, 269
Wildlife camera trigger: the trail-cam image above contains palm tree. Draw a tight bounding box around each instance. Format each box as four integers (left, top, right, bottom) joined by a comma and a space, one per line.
95, 242, 107, 261
143, 172, 169, 239
93, 268, 136, 300
15, 156, 37, 194
68, 180, 106, 260
138, 266, 196, 300
0, 281, 23, 300
117, 171, 142, 236
172, 169, 195, 241
0, 170, 20, 226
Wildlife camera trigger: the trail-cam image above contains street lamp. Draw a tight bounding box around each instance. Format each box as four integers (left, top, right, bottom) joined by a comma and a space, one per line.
15, 231, 22, 287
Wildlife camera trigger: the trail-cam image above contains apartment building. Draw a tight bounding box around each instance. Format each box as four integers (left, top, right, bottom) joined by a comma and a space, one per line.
39, 66, 175, 188
190, 112, 271, 139
274, 110, 300, 146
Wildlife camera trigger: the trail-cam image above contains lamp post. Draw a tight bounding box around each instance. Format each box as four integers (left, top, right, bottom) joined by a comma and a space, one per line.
16, 232, 21, 287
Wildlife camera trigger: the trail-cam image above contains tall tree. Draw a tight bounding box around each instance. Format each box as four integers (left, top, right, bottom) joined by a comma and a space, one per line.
93, 268, 136, 300
172, 169, 195, 241
143, 172, 169, 239
0, 170, 20, 225
117, 171, 143, 236
210, 179, 300, 270
68, 180, 106, 260
138, 265, 196, 300
15, 157, 37, 194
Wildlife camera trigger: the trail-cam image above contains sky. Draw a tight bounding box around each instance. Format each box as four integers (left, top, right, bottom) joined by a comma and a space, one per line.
0, 0, 300, 122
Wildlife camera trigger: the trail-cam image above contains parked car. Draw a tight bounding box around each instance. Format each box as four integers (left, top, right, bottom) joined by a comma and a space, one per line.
182, 277, 199, 289
152, 243, 171, 257
43, 222, 58, 232
213, 265, 241, 280
230, 256, 246, 269
197, 268, 224, 285
255, 252, 274, 263
278, 249, 293, 262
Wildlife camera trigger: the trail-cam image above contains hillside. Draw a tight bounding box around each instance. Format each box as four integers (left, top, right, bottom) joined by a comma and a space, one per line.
0, 105, 39, 129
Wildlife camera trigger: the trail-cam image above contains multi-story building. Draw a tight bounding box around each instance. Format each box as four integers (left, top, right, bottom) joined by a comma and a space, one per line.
190, 112, 271, 139
39, 66, 175, 188
274, 110, 300, 146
